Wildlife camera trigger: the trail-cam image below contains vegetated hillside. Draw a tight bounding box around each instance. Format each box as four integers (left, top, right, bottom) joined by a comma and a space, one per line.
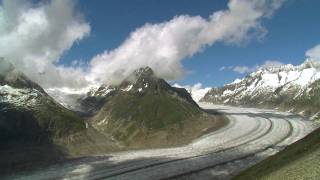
201, 59, 320, 118
234, 124, 320, 180
0, 59, 119, 174
81, 67, 226, 149
0, 60, 85, 145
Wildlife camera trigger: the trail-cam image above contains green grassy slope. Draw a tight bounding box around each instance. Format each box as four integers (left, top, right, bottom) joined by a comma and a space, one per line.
234, 126, 320, 180
0, 61, 119, 174
93, 90, 202, 141
89, 67, 226, 149
0, 101, 85, 144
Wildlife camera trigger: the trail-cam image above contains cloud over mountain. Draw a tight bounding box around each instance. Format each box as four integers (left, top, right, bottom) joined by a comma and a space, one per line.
306, 44, 320, 61
231, 60, 284, 74
0, 0, 90, 88
1, 0, 286, 89
88, 0, 286, 85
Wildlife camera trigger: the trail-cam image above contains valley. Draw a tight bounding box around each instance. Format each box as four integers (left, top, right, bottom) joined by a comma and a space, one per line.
0, 63, 226, 177
4, 104, 318, 180
1, 0, 320, 179
2, 60, 319, 179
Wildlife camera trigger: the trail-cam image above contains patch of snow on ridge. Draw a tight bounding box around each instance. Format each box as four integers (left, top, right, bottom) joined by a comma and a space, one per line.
202, 59, 320, 115
46, 84, 100, 111
260, 73, 279, 88
98, 117, 109, 125
249, 60, 320, 91
294, 68, 316, 86
0, 85, 39, 107
286, 70, 300, 82
173, 83, 211, 102
223, 89, 234, 96
243, 60, 320, 88
46, 87, 92, 95
191, 87, 211, 102
230, 78, 242, 84
122, 85, 133, 91
102, 89, 114, 96
279, 71, 288, 85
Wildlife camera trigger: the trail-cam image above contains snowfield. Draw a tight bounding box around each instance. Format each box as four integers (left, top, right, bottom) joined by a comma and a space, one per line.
7, 103, 319, 180
0, 85, 40, 107
202, 60, 320, 118
173, 83, 211, 102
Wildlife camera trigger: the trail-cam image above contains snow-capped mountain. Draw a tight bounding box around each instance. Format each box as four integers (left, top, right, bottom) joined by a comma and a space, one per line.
0, 59, 86, 144
45, 85, 99, 112
173, 83, 211, 102
201, 59, 320, 118
79, 67, 199, 114
79, 67, 206, 148
44, 69, 210, 110
0, 60, 48, 109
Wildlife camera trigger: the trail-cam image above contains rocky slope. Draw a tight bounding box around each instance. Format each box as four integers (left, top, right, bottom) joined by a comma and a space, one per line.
201, 59, 320, 118
0, 60, 119, 174
0, 60, 86, 145
81, 67, 224, 149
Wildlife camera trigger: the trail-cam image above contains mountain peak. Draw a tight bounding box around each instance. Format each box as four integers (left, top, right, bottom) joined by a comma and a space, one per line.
86, 69, 202, 149
202, 60, 320, 117
0, 58, 46, 93
116, 66, 161, 92
133, 66, 155, 78
0, 58, 15, 76
300, 58, 320, 69
81, 66, 198, 115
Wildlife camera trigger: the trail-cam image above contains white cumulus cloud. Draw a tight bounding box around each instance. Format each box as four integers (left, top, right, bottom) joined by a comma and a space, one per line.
88, 0, 286, 85
231, 60, 284, 74
0, 0, 286, 90
261, 60, 284, 69
233, 66, 253, 74
306, 44, 320, 61
0, 0, 90, 88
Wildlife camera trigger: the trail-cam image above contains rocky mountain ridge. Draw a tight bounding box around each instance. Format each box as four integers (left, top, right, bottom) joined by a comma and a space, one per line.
0, 60, 86, 144
78, 67, 222, 149
201, 59, 320, 118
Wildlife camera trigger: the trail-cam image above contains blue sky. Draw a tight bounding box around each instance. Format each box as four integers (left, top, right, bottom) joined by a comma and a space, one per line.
1, 0, 320, 88
59, 0, 320, 87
